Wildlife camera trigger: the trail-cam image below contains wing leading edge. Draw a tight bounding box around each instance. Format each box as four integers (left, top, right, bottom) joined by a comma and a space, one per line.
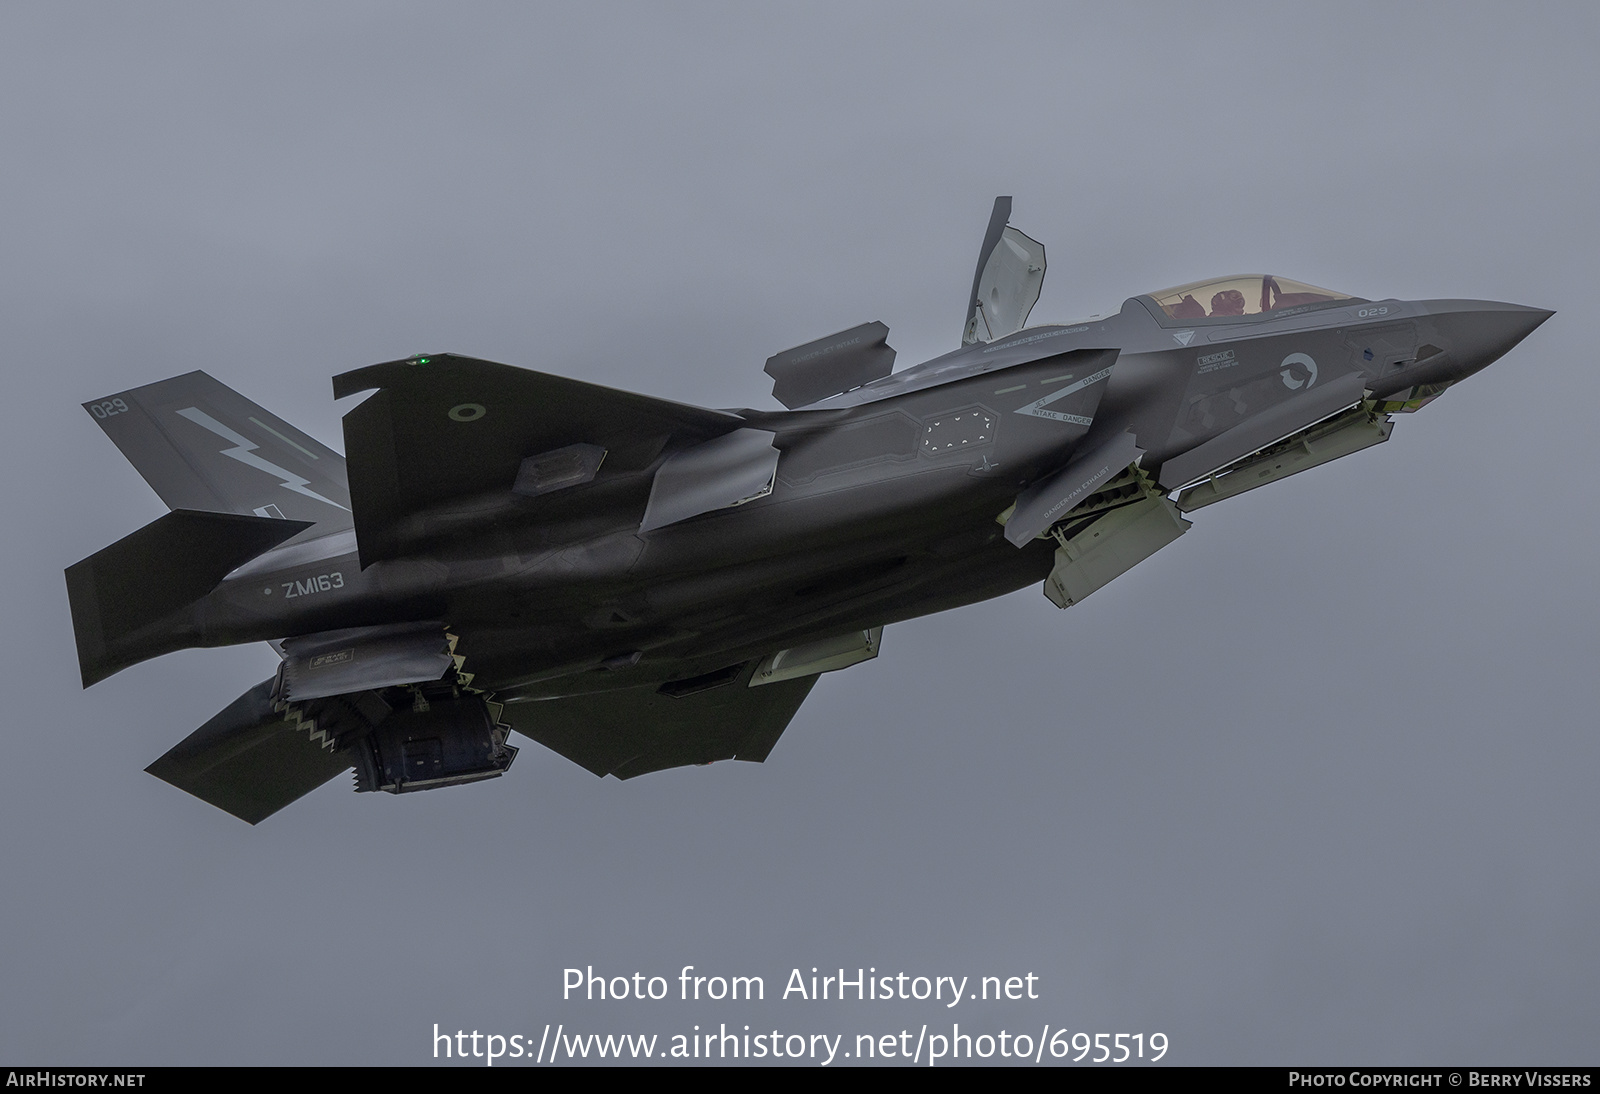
334, 353, 750, 565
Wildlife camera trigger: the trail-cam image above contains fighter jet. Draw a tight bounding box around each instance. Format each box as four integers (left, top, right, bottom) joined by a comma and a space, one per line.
65, 198, 1552, 823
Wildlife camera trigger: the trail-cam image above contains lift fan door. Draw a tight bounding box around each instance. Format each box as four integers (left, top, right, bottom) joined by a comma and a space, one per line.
963, 197, 1047, 345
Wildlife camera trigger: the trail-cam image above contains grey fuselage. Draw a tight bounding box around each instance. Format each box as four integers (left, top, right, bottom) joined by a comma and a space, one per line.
185, 292, 1549, 700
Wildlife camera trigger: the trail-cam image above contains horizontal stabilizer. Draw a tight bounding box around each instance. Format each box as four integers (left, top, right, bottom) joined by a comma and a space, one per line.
66, 510, 311, 687
146, 679, 353, 824
334, 353, 748, 565
764, 322, 896, 409
504, 662, 818, 779
83, 371, 352, 538
1158, 371, 1367, 491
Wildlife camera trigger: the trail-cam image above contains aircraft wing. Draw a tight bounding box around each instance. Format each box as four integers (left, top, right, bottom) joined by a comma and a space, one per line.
502, 665, 819, 780
334, 354, 748, 566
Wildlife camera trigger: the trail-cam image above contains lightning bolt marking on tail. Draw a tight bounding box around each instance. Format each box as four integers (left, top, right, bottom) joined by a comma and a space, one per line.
176, 407, 349, 511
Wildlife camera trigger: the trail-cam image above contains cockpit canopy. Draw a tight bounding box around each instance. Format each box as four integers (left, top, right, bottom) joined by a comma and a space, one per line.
1147, 275, 1358, 321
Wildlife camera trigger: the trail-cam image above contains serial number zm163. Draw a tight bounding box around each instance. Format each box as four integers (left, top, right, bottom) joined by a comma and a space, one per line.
282, 572, 344, 598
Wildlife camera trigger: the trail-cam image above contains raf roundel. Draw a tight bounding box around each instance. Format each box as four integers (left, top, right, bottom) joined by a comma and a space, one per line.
448, 403, 486, 422
1278, 352, 1318, 390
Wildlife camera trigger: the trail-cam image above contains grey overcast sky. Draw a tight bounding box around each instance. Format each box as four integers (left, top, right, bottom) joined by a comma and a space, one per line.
2, 2, 1596, 1066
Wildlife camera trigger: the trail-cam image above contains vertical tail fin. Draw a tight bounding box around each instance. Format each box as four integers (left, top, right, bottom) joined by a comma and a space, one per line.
83, 371, 353, 536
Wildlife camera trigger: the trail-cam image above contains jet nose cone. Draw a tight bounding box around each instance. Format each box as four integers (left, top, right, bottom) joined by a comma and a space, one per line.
1429, 301, 1554, 379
